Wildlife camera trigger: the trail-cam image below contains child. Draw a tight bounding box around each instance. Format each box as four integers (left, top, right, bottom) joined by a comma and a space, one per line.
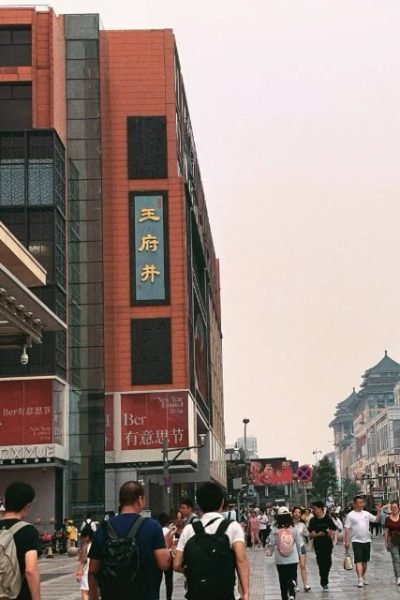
75, 526, 94, 600
268, 507, 302, 600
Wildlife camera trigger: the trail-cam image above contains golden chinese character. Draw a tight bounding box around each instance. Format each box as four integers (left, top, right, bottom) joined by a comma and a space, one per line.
141, 264, 161, 283
139, 208, 160, 222
138, 234, 159, 253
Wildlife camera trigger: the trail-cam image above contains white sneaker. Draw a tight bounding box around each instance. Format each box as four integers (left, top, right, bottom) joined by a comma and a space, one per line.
397, 577, 400, 586
357, 578, 364, 588
363, 579, 368, 586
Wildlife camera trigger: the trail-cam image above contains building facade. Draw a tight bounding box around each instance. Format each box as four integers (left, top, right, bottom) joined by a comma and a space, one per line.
330, 352, 400, 503
0, 7, 226, 520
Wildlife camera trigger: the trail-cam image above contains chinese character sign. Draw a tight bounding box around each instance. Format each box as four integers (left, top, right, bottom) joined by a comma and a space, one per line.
121, 392, 188, 450
131, 193, 169, 304
250, 459, 293, 486
0, 380, 53, 445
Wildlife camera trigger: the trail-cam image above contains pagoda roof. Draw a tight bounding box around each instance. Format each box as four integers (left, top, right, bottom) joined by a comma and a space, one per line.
363, 351, 400, 377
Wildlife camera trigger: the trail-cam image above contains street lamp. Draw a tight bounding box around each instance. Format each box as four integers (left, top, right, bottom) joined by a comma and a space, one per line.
162, 433, 207, 513
242, 419, 250, 509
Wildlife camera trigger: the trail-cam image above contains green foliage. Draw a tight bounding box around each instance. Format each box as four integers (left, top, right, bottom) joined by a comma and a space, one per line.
340, 478, 361, 505
312, 456, 337, 501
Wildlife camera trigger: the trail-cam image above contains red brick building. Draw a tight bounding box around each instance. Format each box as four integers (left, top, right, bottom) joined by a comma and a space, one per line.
0, 7, 226, 519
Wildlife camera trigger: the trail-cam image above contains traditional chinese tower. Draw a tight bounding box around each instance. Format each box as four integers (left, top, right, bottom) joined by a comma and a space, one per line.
0, 8, 226, 519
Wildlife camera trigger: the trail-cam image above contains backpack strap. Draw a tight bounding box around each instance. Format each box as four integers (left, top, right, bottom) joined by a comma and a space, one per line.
192, 519, 205, 536
7, 521, 30, 536
105, 515, 147, 542
216, 519, 232, 537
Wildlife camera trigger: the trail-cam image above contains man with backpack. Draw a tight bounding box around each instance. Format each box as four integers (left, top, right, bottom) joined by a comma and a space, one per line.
88, 481, 173, 600
173, 482, 249, 600
179, 497, 198, 526
0, 481, 40, 600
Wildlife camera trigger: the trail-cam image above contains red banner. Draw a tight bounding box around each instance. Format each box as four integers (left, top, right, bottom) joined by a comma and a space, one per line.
250, 458, 293, 485
121, 392, 188, 450
0, 380, 53, 445
105, 395, 113, 451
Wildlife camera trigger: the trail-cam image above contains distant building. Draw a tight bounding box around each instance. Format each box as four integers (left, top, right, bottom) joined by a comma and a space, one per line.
237, 436, 258, 458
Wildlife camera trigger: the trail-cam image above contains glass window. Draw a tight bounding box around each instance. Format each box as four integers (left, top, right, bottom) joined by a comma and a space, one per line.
0, 26, 31, 67
0, 159, 24, 205
0, 83, 32, 130
28, 159, 54, 205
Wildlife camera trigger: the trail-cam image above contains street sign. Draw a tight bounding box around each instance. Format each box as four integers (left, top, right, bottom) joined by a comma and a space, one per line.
297, 464, 313, 484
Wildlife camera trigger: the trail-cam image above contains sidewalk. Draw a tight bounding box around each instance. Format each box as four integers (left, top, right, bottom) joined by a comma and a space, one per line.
41, 535, 398, 599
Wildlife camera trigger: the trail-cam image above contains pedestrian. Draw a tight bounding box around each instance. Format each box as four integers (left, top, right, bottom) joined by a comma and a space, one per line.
308, 501, 337, 592
303, 509, 312, 526
67, 519, 78, 550
80, 513, 97, 533
330, 511, 343, 545
248, 510, 261, 548
292, 507, 311, 592
173, 481, 250, 600
76, 526, 94, 600
344, 495, 382, 588
179, 497, 198, 526
88, 480, 173, 600
384, 500, 400, 585
258, 509, 270, 548
222, 502, 237, 522
0, 481, 40, 600
158, 513, 175, 600
268, 506, 302, 600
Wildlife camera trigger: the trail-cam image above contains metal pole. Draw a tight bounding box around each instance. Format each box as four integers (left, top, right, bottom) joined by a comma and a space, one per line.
162, 439, 170, 514
304, 484, 307, 508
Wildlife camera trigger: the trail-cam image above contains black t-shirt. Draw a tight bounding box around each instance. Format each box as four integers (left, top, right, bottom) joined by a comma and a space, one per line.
0, 519, 40, 600
308, 515, 337, 550
89, 513, 166, 600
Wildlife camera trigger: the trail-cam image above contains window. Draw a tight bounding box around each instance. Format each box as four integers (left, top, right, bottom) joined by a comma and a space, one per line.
131, 318, 172, 384
0, 83, 32, 130
0, 26, 31, 66
127, 116, 167, 179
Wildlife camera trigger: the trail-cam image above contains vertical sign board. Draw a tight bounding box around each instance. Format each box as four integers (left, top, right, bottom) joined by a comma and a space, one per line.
130, 192, 169, 305
121, 392, 188, 451
0, 380, 53, 445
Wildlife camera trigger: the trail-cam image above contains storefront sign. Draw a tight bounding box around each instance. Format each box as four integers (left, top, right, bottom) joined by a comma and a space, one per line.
0, 444, 56, 464
121, 392, 188, 450
130, 192, 169, 305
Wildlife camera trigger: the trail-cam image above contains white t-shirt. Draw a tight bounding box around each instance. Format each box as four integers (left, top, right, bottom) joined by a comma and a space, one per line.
344, 510, 376, 543
177, 512, 245, 552
258, 514, 269, 530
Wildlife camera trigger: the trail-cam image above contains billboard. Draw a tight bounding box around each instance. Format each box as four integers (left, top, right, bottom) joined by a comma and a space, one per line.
121, 391, 188, 451
0, 379, 53, 445
250, 458, 293, 486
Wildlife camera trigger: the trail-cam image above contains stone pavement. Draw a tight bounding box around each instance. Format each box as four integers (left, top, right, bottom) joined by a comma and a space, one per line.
40, 535, 400, 599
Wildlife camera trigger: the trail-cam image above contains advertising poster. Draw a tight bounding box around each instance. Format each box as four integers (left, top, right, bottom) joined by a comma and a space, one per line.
0, 379, 53, 445
121, 391, 188, 450
250, 458, 293, 486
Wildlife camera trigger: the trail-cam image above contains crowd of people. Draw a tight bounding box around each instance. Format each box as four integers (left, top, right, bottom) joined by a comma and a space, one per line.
2, 479, 400, 600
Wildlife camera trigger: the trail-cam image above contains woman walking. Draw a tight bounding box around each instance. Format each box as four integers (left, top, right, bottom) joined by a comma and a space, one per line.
248, 510, 261, 548
269, 507, 302, 600
292, 507, 311, 592
384, 501, 400, 585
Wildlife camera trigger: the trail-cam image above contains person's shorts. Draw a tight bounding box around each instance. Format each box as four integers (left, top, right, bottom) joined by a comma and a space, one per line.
352, 541, 371, 563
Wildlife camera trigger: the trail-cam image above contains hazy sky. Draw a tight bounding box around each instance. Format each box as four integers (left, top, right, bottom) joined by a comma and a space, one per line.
8, 0, 400, 463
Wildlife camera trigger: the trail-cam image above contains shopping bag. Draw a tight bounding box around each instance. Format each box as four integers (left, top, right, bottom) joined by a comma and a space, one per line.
344, 553, 353, 571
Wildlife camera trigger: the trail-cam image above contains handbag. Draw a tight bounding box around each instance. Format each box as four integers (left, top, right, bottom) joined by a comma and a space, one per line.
344, 552, 353, 571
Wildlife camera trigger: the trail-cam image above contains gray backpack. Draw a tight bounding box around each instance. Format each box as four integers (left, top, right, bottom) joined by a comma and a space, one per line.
0, 521, 29, 599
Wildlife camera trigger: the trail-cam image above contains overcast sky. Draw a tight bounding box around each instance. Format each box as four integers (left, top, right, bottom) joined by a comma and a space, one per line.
8, 0, 400, 464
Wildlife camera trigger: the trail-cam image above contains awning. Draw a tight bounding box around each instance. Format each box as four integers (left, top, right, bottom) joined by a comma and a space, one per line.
0, 263, 66, 347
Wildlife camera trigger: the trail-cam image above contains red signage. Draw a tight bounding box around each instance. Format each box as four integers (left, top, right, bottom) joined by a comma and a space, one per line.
121, 392, 188, 450
250, 458, 293, 485
297, 464, 313, 484
105, 396, 113, 451
0, 380, 53, 445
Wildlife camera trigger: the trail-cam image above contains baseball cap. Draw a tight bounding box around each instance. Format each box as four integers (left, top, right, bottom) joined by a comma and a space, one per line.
277, 506, 290, 515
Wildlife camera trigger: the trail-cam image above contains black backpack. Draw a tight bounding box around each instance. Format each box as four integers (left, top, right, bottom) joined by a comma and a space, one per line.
183, 518, 236, 600
98, 516, 147, 599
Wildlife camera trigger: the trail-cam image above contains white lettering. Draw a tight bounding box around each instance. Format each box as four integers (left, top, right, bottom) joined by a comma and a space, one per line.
0, 445, 56, 460
123, 413, 146, 427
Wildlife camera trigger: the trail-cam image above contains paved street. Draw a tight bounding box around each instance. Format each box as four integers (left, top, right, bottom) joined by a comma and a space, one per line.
41, 536, 399, 599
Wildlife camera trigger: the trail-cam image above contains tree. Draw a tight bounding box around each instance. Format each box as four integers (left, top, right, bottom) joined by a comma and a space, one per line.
312, 456, 337, 502
340, 478, 361, 507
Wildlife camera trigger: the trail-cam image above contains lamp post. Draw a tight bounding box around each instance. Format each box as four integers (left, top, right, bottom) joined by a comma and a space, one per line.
233, 445, 241, 517
242, 419, 250, 509
162, 433, 207, 513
